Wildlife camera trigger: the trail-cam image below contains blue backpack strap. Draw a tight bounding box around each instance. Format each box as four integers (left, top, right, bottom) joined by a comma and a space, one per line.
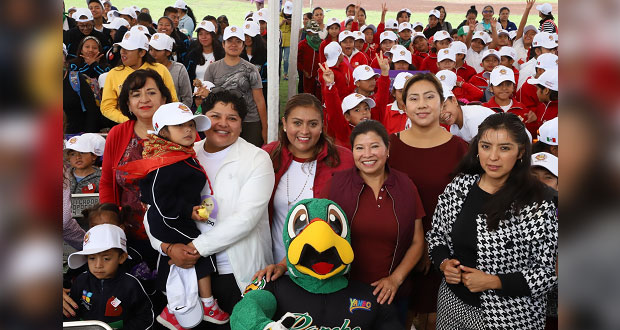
68, 71, 87, 113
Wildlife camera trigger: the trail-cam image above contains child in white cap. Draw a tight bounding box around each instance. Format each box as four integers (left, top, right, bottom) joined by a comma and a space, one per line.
369, 31, 397, 69
533, 117, 558, 157
319, 42, 355, 100
516, 53, 558, 136
468, 49, 501, 93
118, 102, 229, 327
380, 72, 413, 134
410, 32, 430, 69
64, 133, 106, 194
531, 152, 558, 191
66, 224, 154, 329
528, 68, 558, 127
420, 30, 453, 74
318, 17, 341, 64
498, 46, 520, 84
339, 30, 368, 68
149, 33, 193, 108
482, 65, 528, 121
436, 69, 483, 104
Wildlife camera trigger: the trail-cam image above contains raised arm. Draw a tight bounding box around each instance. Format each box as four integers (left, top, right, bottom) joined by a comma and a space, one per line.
488, 17, 499, 49
516, 0, 536, 40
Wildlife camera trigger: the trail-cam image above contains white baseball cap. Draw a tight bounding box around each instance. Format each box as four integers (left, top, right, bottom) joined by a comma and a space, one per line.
412, 32, 427, 41
436, 70, 457, 90
433, 30, 453, 42
223, 26, 244, 41
535, 53, 559, 70
532, 32, 557, 49
393, 72, 413, 90
149, 102, 211, 135
386, 44, 407, 56
353, 31, 365, 41
173, 0, 187, 10
398, 8, 412, 15
149, 33, 174, 51
131, 5, 140, 12
282, 1, 293, 15
508, 30, 517, 40
411, 22, 424, 30
398, 22, 413, 33
64, 133, 106, 156
523, 25, 539, 36
103, 17, 129, 30
537, 117, 558, 145
166, 266, 203, 328
489, 65, 515, 86
74, 8, 94, 22
379, 31, 398, 43
193, 80, 215, 94
531, 152, 558, 177
114, 31, 149, 51
385, 19, 398, 30
437, 48, 455, 62
341, 93, 376, 114
62, 43, 67, 56
536, 3, 553, 15
429, 9, 441, 19
481, 49, 500, 62
338, 30, 355, 43
119, 7, 137, 20
528, 68, 558, 91
326, 17, 340, 28
497, 29, 510, 37
254, 9, 269, 22
391, 47, 412, 64
130, 24, 151, 36
243, 21, 260, 37
360, 24, 376, 33
106, 9, 120, 22
472, 31, 491, 44
68, 224, 128, 269
450, 41, 467, 55
324, 42, 343, 67
353, 65, 379, 83
498, 46, 517, 60
196, 20, 216, 34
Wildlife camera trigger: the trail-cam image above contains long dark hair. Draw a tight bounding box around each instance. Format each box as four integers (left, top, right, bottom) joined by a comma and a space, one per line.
247, 33, 267, 59
539, 13, 555, 25
82, 203, 131, 228
466, 5, 478, 17
114, 48, 156, 70
184, 6, 197, 28
187, 31, 225, 65
434, 5, 446, 22
69, 36, 105, 67
454, 112, 547, 230
270, 93, 341, 172
118, 69, 173, 120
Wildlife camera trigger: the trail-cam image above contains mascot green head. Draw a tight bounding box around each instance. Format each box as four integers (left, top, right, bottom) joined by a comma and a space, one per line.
283, 198, 354, 294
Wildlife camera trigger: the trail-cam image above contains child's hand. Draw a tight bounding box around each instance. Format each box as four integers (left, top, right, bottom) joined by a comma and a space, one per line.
376, 51, 390, 76
191, 206, 208, 221
319, 62, 335, 85
63, 288, 78, 317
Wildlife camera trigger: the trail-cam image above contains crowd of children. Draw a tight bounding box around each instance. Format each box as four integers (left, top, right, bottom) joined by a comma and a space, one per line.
63, 0, 559, 329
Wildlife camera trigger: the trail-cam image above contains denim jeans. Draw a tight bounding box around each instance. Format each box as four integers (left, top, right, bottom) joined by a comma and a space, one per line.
281, 46, 290, 75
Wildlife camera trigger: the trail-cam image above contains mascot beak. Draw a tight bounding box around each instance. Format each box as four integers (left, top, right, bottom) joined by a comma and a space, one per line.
288, 218, 354, 279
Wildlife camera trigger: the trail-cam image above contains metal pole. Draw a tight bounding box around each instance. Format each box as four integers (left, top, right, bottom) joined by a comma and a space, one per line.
287, 0, 302, 98
267, 0, 281, 143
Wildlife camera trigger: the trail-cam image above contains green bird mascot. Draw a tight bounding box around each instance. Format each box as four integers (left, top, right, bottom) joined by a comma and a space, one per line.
230, 198, 404, 330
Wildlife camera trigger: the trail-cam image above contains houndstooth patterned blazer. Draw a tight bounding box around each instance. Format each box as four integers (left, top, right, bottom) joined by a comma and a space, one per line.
426, 174, 558, 330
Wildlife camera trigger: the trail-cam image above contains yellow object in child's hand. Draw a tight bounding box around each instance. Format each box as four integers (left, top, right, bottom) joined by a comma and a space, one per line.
197, 207, 210, 220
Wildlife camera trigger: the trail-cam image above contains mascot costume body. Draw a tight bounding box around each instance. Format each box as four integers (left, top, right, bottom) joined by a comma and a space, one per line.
231, 199, 404, 330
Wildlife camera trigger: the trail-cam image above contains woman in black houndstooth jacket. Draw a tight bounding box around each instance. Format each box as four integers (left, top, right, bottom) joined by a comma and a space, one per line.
426, 112, 557, 330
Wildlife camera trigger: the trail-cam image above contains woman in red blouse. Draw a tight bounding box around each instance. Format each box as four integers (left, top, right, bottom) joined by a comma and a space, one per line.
387, 73, 469, 328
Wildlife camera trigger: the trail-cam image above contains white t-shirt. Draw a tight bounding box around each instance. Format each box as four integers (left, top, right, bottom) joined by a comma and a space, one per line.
499, 100, 513, 112
196, 52, 216, 80
390, 101, 404, 114
195, 144, 234, 274
271, 160, 316, 264
518, 58, 537, 90
466, 47, 487, 73
512, 38, 529, 70
450, 105, 496, 142
318, 27, 328, 40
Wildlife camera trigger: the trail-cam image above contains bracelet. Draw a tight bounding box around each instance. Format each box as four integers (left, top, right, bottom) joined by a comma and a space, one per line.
166, 243, 176, 255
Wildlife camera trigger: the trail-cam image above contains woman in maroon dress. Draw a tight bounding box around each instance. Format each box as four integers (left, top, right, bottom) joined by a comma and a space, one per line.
388, 73, 468, 329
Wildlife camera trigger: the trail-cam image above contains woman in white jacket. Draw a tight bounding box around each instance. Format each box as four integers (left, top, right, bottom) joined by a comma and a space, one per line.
145, 89, 275, 319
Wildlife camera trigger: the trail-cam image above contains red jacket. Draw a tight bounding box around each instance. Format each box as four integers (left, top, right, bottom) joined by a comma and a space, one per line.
511, 66, 520, 88
516, 80, 540, 114
318, 61, 354, 102
100, 120, 135, 205
468, 71, 491, 90
298, 39, 319, 78
346, 50, 369, 68
453, 76, 484, 102
262, 141, 353, 227
482, 97, 529, 122
377, 103, 409, 134
412, 50, 429, 70
536, 100, 558, 127
323, 75, 390, 148
420, 52, 439, 73
455, 62, 477, 82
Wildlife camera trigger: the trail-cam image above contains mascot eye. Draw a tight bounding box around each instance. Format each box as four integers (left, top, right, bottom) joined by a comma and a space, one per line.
287, 204, 310, 238
327, 204, 348, 238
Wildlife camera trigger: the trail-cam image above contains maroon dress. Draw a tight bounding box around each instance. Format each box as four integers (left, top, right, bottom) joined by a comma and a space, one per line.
388, 133, 469, 313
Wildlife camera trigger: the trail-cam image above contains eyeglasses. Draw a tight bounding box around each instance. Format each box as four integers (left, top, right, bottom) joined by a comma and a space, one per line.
482, 10, 493, 14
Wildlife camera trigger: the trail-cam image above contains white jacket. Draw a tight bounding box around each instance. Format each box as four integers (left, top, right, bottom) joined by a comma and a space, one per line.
145, 137, 275, 292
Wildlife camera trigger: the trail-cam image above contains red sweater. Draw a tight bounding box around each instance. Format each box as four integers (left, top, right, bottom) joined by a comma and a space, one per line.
262, 141, 354, 226
346, 50, 369, 68
536, 100, 558, 127
297, 39, 319, 78
482, 97, 529, 122
100, 120, 136, 205
469, 71, 491, 90
323, 75, 390, 148
455, 62, 477, 82
516, 80, 540, 114
453, 76, 484, 102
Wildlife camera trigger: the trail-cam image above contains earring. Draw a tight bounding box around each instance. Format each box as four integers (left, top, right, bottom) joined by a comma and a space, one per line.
283, 128, 286, 132
476, 154, 479, 159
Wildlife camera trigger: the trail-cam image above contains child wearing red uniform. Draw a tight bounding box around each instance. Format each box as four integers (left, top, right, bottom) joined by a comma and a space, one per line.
369, 31, 397, 69
318, 42, 355, 101
450, 41, 477, 82
482, 65, 528, 122
410, 32, 429, 69
377, 72, 412, 134
498, 46, 520, 86
340, 30, 368, 68
468, 49, 501, 95
527, 69, 558, 127
516, 53, 558, 135
420, 30, 452, 74
298, 20, 321, 96
318, 17, 341, 64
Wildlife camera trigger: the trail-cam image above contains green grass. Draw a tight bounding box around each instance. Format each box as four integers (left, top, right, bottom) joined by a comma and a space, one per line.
66, 0, 556, 108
